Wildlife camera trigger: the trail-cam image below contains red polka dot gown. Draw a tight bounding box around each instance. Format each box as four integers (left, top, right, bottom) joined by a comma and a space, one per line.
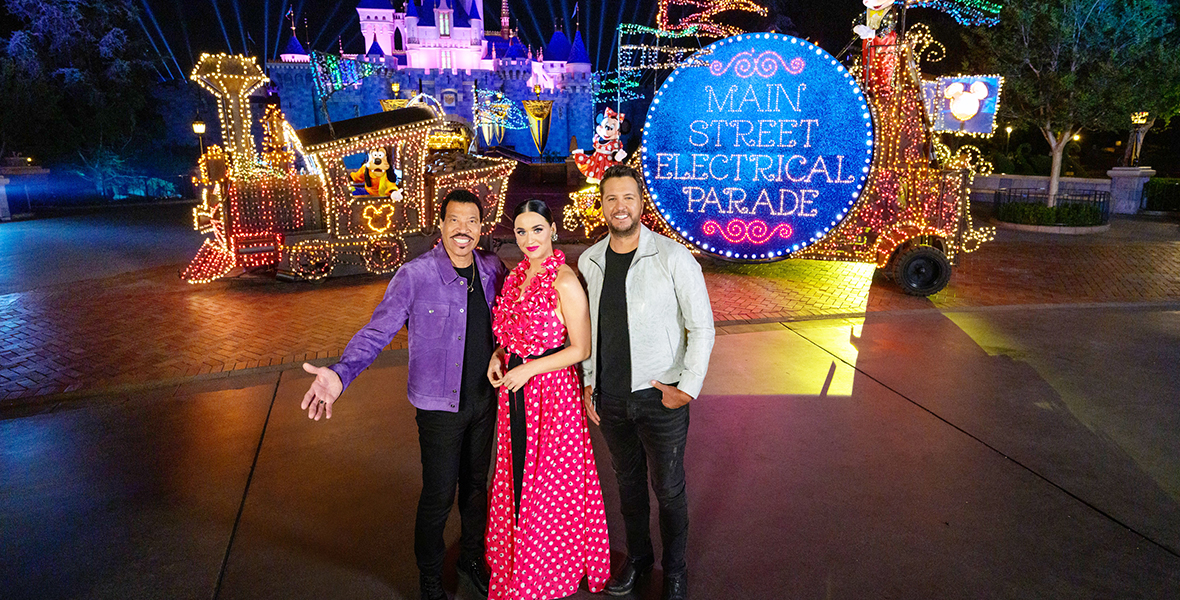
488, 249, 611, 599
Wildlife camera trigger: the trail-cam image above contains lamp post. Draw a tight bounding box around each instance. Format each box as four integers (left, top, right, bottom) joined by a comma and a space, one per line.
1005, 125, 1013, 154
533, 84, 542, 101
192, 115, 206, 154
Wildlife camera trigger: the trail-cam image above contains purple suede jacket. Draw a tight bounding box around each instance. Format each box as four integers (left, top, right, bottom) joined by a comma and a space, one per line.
329, 243, 507, 412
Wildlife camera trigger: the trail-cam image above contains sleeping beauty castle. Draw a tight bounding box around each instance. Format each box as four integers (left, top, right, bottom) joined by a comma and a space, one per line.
267, 0, 595, 158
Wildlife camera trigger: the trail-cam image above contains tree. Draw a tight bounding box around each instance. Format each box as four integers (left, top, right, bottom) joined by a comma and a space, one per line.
0, 0, 160, 197
972, 0, 1180, 201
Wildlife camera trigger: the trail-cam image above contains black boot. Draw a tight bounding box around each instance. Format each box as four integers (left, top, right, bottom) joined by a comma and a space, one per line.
604, 555, 654, 596
661, 571, 687, 600
419, 573, 448, 600
456, 554, 490, 597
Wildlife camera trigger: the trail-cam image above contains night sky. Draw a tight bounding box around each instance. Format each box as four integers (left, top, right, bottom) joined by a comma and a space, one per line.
118, 0, 883, 79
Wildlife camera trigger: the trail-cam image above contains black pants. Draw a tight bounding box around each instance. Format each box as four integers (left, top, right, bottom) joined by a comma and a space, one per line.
413, 392, 496, 577
598, 386, 691, 575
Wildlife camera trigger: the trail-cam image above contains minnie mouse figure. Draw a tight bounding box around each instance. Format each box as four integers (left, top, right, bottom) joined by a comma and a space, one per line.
572, 107, 630, 185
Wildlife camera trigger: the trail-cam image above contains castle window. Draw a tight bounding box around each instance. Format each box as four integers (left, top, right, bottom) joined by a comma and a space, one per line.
440, 13, 450, 36
442, 50, 453, 70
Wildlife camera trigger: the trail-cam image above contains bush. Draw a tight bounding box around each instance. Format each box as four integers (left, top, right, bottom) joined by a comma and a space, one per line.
1143, 178, 1180, 212
996, 201, 1103, 226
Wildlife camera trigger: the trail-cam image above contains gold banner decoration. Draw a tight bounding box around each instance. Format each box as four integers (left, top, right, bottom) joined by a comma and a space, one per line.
521, 100, 554, 155
380, 98, 411, 112
480, 122, 505, 147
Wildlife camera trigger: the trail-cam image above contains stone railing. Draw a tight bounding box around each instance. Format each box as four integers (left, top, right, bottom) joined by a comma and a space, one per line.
971, 168, 1155, 215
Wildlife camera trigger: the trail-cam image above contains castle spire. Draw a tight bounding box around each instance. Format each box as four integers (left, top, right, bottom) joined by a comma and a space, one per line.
500, 0, 510, 38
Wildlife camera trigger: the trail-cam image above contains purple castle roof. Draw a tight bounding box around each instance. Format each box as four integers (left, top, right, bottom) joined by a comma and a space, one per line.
282, 36, 307, 55
453, 0, 470, 28
568, 31, 590, 64
546, 30, 570, 62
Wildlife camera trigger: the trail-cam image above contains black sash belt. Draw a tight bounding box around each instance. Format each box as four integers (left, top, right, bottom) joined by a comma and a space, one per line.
506, 346, 563, 519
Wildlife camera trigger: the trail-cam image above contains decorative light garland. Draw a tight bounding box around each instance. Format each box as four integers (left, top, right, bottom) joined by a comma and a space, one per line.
592, 69, 644, 104
473, 89, 528, 130
310, 50, 383, 99
190, 53, 269, 167
910, 0, 1003, 27
656, 0, 769, 39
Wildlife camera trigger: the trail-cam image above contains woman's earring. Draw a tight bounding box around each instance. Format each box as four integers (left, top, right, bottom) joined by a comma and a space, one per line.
551, 232, 558, 242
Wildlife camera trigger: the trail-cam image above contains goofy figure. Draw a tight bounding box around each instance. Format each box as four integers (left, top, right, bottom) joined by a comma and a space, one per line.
351, 147, 403, 201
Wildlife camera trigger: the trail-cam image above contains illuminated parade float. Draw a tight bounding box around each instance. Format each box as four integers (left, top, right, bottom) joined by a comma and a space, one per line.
182, 0, 1004, 295
181, 52, 513, 283
570, 0, 1003, 295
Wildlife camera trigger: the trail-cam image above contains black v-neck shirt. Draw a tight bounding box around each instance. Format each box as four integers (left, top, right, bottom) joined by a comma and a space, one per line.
597, 246, 635, 397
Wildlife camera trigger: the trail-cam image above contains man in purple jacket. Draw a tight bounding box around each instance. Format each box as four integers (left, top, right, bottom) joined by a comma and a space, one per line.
301, 189, 506, 600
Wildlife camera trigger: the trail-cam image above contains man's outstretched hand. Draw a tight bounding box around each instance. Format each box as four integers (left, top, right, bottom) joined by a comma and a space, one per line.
301, 363, 343, 421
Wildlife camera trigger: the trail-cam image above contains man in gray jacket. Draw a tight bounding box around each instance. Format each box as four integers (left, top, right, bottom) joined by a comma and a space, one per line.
580, 164, 714, 600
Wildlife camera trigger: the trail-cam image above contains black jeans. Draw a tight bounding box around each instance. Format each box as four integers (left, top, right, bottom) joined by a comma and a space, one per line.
413, 392, 496, 577
598, 386, 691, 575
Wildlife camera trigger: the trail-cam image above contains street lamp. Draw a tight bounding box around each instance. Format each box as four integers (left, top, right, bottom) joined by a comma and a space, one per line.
1072, 133, 1081, 142
1005, 125, 1013, 154
192, 116, 206, 154
391, 81, 401, 98
533, 84, 542, 100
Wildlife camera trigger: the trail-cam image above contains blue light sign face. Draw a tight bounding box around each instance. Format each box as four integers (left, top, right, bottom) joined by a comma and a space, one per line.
641, 34, 874, 261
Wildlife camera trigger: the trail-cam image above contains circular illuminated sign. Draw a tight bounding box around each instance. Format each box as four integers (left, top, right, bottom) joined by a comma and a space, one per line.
642, 33, 873, 261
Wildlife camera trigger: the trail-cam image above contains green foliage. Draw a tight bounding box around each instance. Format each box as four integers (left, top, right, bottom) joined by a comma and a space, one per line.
1143, 177, 1180, 211
1011, 142, 1053, 175
996, 200, 1104, 226
0, 0, 166, 198
973, 0, 1180, 135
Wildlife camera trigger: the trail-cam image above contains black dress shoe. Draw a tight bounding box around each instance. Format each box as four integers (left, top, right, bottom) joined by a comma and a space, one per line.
661, 571, 687, 600
604, 556, 654, 596
420, 573, 448, 600
457, 555, 491, 597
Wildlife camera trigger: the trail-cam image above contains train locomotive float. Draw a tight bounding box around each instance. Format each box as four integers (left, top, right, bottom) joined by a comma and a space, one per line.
181, 53, 513, 284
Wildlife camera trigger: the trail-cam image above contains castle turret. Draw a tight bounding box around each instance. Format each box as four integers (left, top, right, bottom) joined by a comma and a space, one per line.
436, 0, 453, 36
357, 0, 396, 55
545, 30, 571, 63
468, 0, 483, 39
567, 30, 591, 74
279, 36, 309, 62
500, 0, 510, 38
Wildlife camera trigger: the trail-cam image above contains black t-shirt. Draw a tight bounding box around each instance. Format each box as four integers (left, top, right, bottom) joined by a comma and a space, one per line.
597, 246, 635, 397
456, 262, 494, 405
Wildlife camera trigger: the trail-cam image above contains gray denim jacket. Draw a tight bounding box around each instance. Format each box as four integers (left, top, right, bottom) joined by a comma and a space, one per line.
579, 225, 715, 399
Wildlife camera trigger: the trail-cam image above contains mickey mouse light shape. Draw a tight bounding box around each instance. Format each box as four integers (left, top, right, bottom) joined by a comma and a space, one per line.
944, 80, 989, 122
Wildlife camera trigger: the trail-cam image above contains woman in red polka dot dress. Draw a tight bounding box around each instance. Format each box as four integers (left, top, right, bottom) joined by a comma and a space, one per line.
486, 199, 611, 599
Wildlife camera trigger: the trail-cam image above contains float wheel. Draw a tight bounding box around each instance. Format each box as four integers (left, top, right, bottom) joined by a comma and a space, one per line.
893, 245, 951, 296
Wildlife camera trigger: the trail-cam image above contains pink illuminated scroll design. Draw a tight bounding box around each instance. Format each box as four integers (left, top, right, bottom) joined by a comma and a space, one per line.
702, 220, 794, 244
709, 51, 805, 78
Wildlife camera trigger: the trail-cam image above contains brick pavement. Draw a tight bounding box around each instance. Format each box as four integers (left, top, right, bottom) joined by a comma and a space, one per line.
3, 220, 1180, 405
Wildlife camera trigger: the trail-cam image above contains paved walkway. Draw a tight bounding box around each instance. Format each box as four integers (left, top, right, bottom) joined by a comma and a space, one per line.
2, 212, 1179, 407
4, 304, 1179, 599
